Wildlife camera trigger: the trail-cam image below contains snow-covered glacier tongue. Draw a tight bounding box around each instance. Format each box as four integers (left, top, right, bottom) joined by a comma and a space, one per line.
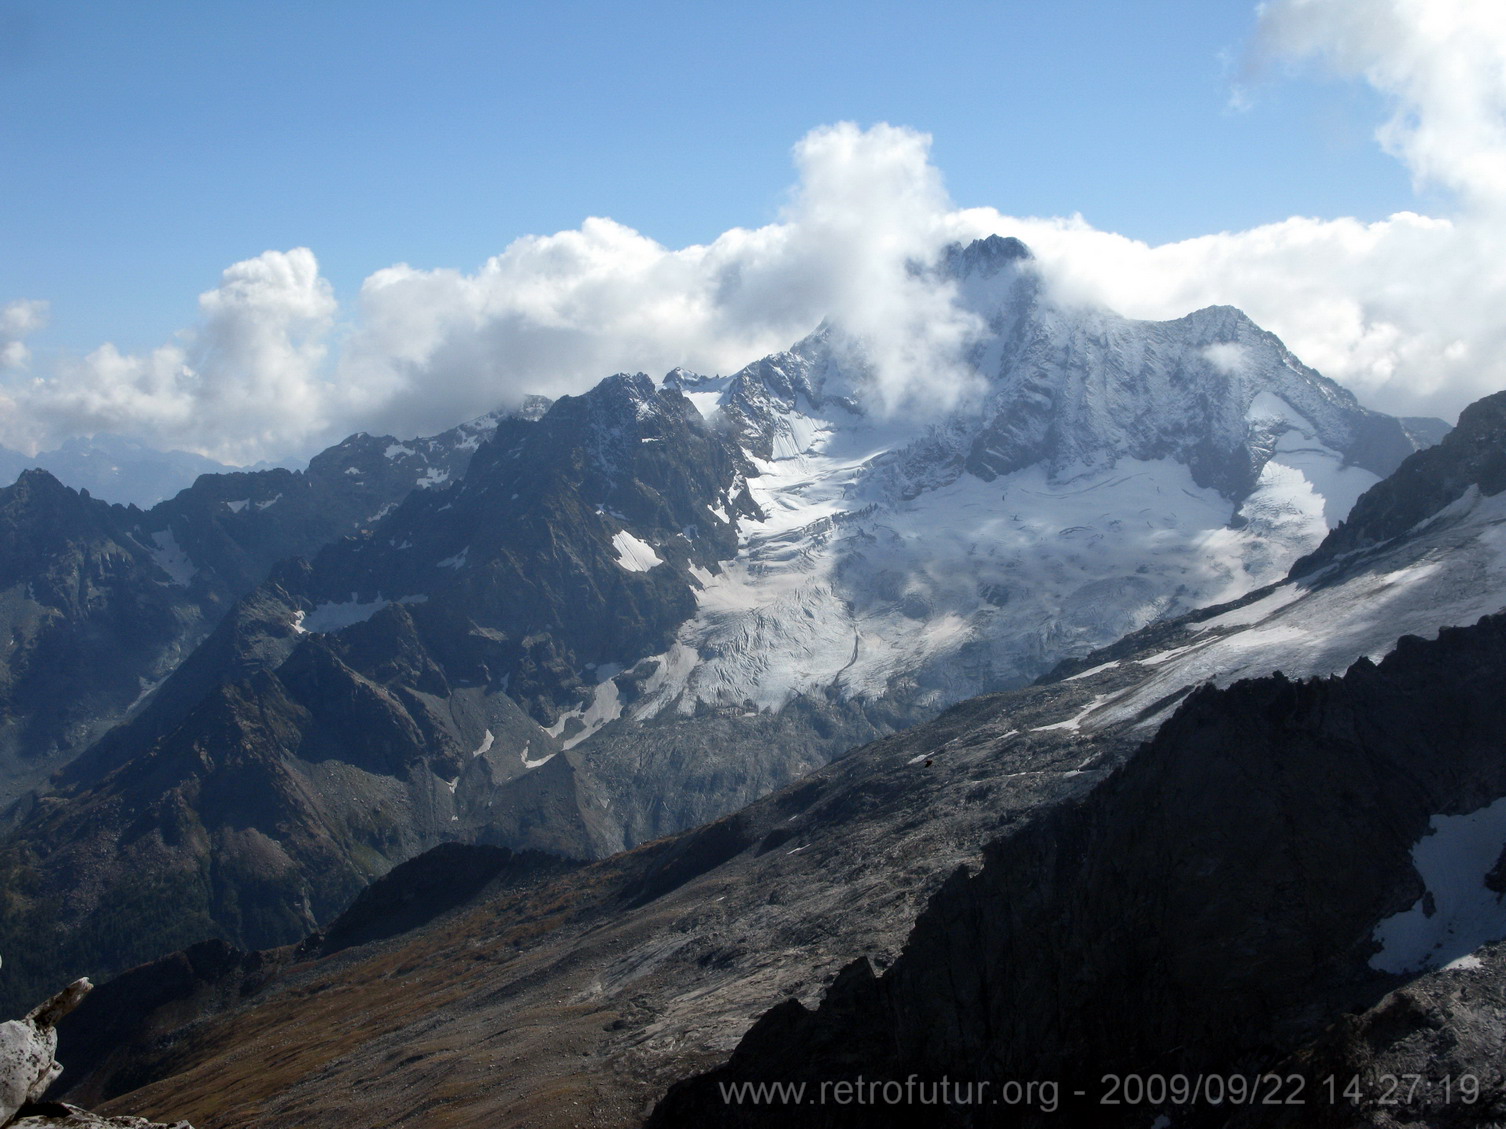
566, 236, 1437, 846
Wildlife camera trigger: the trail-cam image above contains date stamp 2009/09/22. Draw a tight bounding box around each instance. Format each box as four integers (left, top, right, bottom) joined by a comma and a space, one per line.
1097, 1071, 1484, 1110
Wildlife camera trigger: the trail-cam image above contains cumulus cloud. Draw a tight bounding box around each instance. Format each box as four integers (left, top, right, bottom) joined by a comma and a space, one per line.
10, 249, 335, 462
337, 122, 983, 439
948, 206, 1506, 420
1202, 342, 1252, 376
7, 0, 1506, 459
0, 299, 47, 371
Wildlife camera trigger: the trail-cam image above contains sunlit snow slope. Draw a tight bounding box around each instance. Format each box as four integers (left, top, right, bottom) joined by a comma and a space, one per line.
562, 236, 1424, 740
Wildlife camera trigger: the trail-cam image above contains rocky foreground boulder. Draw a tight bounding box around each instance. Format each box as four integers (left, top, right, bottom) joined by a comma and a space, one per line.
0, 972, 190, 1129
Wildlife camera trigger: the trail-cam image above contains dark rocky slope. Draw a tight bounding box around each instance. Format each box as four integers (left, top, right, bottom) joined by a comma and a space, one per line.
0, 471, 203, 804
37, 518, 1506, 1129
50, 842, 577, 1112
45, 664, 1141, 1128
0, 603, 576, 1017
0, 408, 518, 807
650, 612, 1506, 1127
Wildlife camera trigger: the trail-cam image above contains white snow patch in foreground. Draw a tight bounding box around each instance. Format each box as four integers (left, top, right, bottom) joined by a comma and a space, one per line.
1371, 795, 1506, 973
472, 729, 494, 758
612, 530, 662, 572
224, 498, 249, 513
148, 528, 197, 587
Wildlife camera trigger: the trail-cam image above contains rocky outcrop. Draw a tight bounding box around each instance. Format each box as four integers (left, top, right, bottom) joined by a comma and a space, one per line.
9, 1104, 191, 1128
0, 974, 188, 1129
1221, 940, 1506, 1128
1, 978, 92, 1123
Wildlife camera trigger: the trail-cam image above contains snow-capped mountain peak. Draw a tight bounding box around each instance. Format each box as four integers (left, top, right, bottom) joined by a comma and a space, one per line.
611, 237, 1439, 725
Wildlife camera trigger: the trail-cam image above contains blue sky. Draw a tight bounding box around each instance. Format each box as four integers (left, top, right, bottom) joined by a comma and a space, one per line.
1, 0, 1502, 460
2, 0, 1413, 354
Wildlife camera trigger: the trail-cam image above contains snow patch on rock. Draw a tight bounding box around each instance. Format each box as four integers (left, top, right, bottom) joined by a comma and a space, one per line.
1372, 796, 1506, 973
612, 531, 662, 572
148, 528, 197, 587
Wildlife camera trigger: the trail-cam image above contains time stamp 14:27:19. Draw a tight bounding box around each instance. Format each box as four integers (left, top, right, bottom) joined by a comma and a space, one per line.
1096, 1072, 1484, 1107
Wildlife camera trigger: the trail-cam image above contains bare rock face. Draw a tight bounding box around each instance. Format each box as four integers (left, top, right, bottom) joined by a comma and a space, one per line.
0, 979, 92, 1124
0, 975, 190, 1129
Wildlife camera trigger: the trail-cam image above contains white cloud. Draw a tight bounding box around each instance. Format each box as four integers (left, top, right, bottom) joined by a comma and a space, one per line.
949, 206, 1506, 420
1255, 0, 1506, 206
336, 122, 984, 440
1202, 342, 1252, 376
0, 299, 47, 371
933, 0, 1506, 424
12, 249, 335, 462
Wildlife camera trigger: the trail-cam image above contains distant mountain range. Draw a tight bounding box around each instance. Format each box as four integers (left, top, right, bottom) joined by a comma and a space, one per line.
14, 238, 1506, 1129
44, 384, 1506, 1129
0, 434, 248, 509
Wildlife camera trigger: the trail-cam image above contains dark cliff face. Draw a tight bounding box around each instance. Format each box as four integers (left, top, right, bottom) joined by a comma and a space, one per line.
651, 612, 1506, 1128
1294, 390, 1506, 576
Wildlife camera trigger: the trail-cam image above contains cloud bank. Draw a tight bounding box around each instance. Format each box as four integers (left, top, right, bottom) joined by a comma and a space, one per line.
337, 122, 985, 441
9, 250, 334, 465
4, 0, 1506, 462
